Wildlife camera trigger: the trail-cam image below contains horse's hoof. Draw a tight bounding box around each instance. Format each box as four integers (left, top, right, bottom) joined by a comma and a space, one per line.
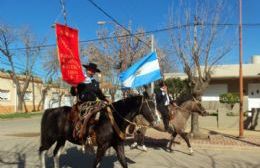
141, 145, 147, 152
189, 148, 194, 155
130, 142, 138, 149
165, 148, 173, 153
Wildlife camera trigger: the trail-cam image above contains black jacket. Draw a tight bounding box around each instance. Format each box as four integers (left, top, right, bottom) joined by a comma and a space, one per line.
155, 89, 171, 107
70, 78, 106, 102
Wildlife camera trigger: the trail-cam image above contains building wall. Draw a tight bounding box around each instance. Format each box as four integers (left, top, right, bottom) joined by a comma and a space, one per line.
44, 87, 73, 110
206, 78, 260, 111
0, 77, 17, 113
0, 73, 73, 113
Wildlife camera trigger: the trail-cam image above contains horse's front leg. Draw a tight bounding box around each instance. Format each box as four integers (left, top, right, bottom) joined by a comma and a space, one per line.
93, 143, 109, 168
167, 131, 177, 152
179, 132, 193, 155
113, 142, 128, 168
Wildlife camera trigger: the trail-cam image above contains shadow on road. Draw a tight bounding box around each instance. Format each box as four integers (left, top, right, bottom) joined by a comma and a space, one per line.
45, 147, 135, 168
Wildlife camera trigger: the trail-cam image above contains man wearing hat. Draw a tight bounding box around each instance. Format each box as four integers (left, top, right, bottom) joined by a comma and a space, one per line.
71, 62, 108, 102
154, 81, 173, 132
70, 62, 110, 141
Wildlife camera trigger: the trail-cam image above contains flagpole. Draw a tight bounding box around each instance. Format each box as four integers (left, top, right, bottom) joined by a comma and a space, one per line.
151, 34, 155, 94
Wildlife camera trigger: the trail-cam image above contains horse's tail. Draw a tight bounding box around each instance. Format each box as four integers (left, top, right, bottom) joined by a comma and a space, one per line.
39, 108, 54, 154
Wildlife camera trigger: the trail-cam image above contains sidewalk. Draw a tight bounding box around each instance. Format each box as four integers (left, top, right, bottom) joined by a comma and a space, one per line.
142, 128, 260, 149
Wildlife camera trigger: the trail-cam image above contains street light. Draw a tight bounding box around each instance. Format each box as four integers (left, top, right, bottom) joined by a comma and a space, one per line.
97, 20, 115, 26
97, 21, 107, 26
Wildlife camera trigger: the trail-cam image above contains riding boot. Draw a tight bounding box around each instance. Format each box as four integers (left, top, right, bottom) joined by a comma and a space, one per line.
162, 116, 171, 132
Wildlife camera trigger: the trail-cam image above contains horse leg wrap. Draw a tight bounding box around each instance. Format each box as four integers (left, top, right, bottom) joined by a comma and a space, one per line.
40, 150, 46, 168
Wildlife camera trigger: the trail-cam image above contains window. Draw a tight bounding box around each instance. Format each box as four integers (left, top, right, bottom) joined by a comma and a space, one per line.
0, 89, 10, 101
24, 91, 32, 101
52, 92, 60, 100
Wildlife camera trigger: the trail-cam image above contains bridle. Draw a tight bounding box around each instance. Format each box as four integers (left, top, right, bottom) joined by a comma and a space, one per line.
109, 96, 156, 129
111, 97, 155, 125
106, 96, 156, 140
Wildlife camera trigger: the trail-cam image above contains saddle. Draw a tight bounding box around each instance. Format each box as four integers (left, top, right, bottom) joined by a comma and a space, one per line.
70, 101, 107, 143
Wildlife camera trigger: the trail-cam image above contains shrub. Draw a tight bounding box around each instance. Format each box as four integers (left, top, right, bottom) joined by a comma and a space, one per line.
219, 93, 240, 108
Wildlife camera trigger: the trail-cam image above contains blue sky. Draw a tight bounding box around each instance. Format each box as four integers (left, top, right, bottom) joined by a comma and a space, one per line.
0, 0, 260, 77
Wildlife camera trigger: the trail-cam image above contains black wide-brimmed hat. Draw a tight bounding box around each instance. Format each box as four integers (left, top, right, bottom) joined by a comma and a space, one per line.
82, 62, 101, 73
158, 80, 166, 87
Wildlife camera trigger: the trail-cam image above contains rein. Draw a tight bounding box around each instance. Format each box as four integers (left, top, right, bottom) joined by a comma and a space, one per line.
172, 101, 196, 113
106, 106, 126, 140
107, 97, 155, 139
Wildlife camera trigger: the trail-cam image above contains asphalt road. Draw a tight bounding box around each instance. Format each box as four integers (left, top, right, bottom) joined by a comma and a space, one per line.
0, 116, 260, 168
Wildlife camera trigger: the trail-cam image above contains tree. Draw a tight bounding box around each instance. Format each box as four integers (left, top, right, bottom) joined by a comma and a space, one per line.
0, 24, 43, 112
219, 92, 240, 109
164, 78, 190, 101
83, 22, 171, 99
168, 0, 235, 137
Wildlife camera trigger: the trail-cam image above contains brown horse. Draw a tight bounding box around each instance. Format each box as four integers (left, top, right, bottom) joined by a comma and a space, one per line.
129, 99, 208, 154
39, 95, 157, 168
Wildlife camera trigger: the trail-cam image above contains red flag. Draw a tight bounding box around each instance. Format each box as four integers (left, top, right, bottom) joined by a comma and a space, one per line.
56, 23, 85, 86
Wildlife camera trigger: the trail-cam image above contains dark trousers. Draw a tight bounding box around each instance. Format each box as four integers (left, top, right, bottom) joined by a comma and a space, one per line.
157, 105, 170, 131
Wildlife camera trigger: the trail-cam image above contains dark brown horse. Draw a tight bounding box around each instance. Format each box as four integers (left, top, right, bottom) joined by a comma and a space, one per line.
130, 99, 208, 154
39, 95, 157, 168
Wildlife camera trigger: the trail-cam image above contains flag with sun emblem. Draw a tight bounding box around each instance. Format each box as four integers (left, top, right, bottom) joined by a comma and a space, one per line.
119, 52, 162, 88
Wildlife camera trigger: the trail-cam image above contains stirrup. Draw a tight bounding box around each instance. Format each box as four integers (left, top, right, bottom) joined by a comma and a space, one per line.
86, 136, 93, 146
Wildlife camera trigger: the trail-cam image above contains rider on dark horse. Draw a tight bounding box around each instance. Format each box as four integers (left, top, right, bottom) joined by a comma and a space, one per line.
70, 62, 110, 143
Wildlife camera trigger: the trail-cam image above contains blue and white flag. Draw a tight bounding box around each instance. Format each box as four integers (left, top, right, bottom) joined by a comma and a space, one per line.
119, 52, 162, 88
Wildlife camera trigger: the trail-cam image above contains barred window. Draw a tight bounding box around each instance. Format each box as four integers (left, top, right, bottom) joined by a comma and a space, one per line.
0, 89, 10, 101
52, 92, 60, 100
24, 91, 32, 101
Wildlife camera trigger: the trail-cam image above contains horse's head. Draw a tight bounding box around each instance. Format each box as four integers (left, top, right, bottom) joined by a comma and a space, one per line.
137, 96, 157, 125
190, 98, 208, 116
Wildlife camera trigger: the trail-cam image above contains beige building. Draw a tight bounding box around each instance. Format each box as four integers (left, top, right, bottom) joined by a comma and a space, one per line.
164, 55, 260, 112
0, 72, 71, 114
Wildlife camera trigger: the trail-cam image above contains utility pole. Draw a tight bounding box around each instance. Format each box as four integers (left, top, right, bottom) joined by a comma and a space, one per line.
239, 0, 244, 137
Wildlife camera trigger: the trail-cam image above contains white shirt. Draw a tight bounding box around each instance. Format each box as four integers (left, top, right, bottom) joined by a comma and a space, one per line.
160, 88, 170, 106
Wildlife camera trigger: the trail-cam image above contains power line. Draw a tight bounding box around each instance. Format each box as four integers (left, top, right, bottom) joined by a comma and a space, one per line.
0, 60, 45, 77
87, 0, 151, 48
3, 22, 260, 51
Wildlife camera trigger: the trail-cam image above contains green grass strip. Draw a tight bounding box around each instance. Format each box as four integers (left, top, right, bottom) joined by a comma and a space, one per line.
0, 112, 43, 119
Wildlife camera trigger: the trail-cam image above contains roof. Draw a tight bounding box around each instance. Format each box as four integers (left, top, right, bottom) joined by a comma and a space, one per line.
209, 63, 260, 79
0, 71, 43, 83
164, 61, 260, 79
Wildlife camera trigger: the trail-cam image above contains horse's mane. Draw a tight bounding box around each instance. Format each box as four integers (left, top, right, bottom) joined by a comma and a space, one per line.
112, 95, 143, 108
175, 92, 194, 106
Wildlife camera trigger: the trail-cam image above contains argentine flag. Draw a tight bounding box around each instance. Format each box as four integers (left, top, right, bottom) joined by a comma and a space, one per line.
119, 52, 162, 88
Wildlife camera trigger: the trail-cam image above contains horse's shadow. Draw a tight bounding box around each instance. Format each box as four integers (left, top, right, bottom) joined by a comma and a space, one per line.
126, 137, 192, 155
45, 146, 135, 168
126, 137, 169, 151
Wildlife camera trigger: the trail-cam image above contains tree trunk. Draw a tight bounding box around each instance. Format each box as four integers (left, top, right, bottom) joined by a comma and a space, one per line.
32, 76, 36, 112
17, 95, 24, 112
23, 100, 28, 113
37, 87, 48, 111
191, 113, 200, 137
